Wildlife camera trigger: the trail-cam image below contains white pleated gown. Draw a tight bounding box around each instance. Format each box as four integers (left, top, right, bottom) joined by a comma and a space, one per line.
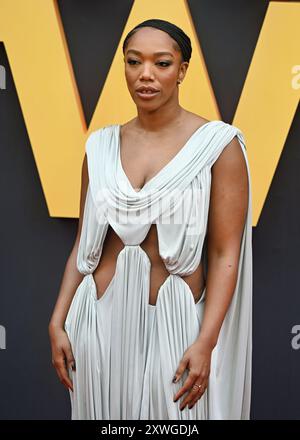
64, 120, 253, 420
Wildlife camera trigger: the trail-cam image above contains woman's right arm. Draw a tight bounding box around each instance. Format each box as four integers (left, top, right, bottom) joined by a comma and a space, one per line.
48, 153, 89, 391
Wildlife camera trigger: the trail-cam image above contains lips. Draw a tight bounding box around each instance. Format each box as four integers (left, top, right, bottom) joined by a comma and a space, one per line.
136, 86, 160, 100
136, 90, 160, 100
136, 86, 160, 93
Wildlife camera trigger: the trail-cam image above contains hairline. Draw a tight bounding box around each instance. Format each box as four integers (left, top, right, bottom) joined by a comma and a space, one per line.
125, 49, 175, 58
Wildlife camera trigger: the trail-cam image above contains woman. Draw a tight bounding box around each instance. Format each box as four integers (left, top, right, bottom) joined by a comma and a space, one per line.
48, 19, 252, 420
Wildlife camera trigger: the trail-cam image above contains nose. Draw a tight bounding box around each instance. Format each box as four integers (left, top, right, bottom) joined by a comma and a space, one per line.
139, 62, 155, 81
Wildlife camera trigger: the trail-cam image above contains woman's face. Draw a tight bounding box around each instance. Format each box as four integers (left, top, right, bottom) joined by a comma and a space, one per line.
123, 27, 188, 109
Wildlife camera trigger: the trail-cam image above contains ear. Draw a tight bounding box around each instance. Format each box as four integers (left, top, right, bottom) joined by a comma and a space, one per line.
178, 61, 189, 82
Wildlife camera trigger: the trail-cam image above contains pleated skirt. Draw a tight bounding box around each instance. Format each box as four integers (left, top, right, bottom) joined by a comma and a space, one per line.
64, 246, 207, 420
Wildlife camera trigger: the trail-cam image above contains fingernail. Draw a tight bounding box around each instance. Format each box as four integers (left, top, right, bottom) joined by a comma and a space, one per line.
71, 362, 76, 371
172, 376, 177, 383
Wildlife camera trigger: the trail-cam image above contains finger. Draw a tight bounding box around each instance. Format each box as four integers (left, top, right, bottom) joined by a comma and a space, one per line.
65, 349, 76, 371
188, 390, 207, 409
187, 380, 209, 409
178, 380, 205, 410
173, 369, 199, 402
59, 364, 74, 392
172, 357, 189, 384
54, 358, 74, 391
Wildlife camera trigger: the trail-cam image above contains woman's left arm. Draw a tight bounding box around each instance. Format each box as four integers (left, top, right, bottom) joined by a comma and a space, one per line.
196, 135, 249, 349
173, 135, 249, 410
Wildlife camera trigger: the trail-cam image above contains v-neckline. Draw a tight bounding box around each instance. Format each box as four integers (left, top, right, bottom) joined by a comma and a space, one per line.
117, 120, 216, 194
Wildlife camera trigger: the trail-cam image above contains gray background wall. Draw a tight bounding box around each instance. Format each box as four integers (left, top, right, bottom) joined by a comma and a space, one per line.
0, 0, 299, 419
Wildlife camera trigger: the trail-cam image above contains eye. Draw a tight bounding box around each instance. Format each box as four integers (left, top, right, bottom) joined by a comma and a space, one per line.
127, 59, 171, 67
157, 61, 171, 67
127, 59, 139, 65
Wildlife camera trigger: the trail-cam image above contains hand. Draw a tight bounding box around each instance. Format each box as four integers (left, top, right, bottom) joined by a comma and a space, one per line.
48, 324, 75, 392
172, 340, 212, 410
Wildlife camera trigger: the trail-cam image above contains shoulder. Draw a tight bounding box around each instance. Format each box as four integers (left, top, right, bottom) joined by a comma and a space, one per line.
189, 112, 243, 132
183, 111, 210, 127
84, 125, 114, 154
208, 120, 246, 160
184, 113, 243, 138
214, 135, 245, 166
211, 126, 248, 187
189, 114, 246, 149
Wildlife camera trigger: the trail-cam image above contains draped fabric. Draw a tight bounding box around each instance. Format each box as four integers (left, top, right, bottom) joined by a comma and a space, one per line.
64, 120, 253, 420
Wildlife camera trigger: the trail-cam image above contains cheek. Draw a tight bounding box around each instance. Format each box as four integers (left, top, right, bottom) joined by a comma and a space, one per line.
160, 70, 178, 86
124, 68, 136, 83
125, 73, 133, 84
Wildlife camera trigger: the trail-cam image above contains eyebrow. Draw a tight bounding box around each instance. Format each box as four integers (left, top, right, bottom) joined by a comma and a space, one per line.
126, 49, 174, 58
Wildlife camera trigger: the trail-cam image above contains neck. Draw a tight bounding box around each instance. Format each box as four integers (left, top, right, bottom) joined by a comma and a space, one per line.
135, 102, 186, 134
